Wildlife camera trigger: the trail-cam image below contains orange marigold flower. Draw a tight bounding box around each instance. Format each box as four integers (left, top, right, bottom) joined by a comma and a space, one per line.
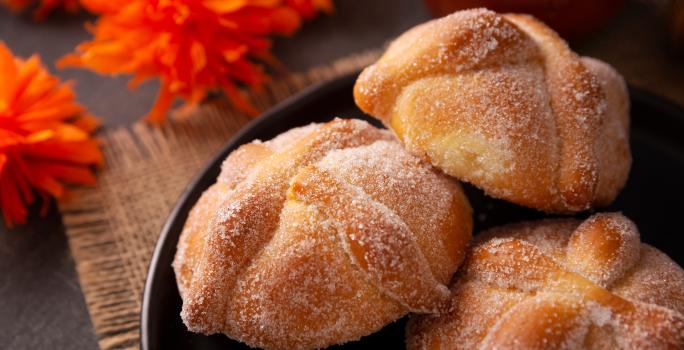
1, 0, 80, 20
59, 0, 333, 123
0, 42, 103, 227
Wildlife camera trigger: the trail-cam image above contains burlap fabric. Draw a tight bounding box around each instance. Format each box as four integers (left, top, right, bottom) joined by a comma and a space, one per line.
58, 50, 381, 350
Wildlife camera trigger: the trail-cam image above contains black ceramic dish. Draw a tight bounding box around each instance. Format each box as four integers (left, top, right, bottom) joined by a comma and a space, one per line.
141, 71, 684, 350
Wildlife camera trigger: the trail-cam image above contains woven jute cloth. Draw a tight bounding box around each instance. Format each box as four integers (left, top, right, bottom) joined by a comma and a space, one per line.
58, 50, 380, 350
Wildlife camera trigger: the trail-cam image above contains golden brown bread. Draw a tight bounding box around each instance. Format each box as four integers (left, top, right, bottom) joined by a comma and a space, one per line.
173, 118, 473, 350
354, 8, 631, 213
406, 213, 684, 349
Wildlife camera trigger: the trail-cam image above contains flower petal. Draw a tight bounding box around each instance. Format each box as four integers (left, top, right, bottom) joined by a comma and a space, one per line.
58, 0, 331, 123
0, 42, 19, 107
0, 43, 102, 227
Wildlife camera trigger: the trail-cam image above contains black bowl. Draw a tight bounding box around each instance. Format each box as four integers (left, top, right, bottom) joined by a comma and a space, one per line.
141, 71, 684, 350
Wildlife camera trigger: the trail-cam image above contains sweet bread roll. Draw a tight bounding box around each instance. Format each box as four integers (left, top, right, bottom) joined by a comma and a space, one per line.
406, 213, 684, 349
173, 118, 473, 350
354, 9, 631, 213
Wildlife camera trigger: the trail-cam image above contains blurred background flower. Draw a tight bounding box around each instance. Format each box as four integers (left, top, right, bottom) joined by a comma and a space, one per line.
1, 0, 79, 20
0, 42, 102, 227
58, 0, 333, 122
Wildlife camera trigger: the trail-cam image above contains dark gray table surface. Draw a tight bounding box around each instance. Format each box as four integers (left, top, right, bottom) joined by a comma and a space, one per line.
0, 1, 681, 349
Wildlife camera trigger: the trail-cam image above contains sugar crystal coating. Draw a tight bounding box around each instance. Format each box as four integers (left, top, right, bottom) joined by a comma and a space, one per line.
174, 118, 473, 350
354, 8, 631, 213
406, 213, 684, 349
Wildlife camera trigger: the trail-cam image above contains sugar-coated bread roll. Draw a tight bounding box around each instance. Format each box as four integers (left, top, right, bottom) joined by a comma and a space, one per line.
354, 8, 631, 213
406, 213, 684, 349
173, 118, 473, 350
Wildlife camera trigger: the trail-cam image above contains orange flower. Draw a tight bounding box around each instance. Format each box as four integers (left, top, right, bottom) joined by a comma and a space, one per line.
1, 0, 80, 20
0, 42, 102, 227
59, 0, 333, 122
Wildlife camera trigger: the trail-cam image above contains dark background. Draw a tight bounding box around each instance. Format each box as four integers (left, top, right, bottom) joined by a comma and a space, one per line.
0, 0, 682, 349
